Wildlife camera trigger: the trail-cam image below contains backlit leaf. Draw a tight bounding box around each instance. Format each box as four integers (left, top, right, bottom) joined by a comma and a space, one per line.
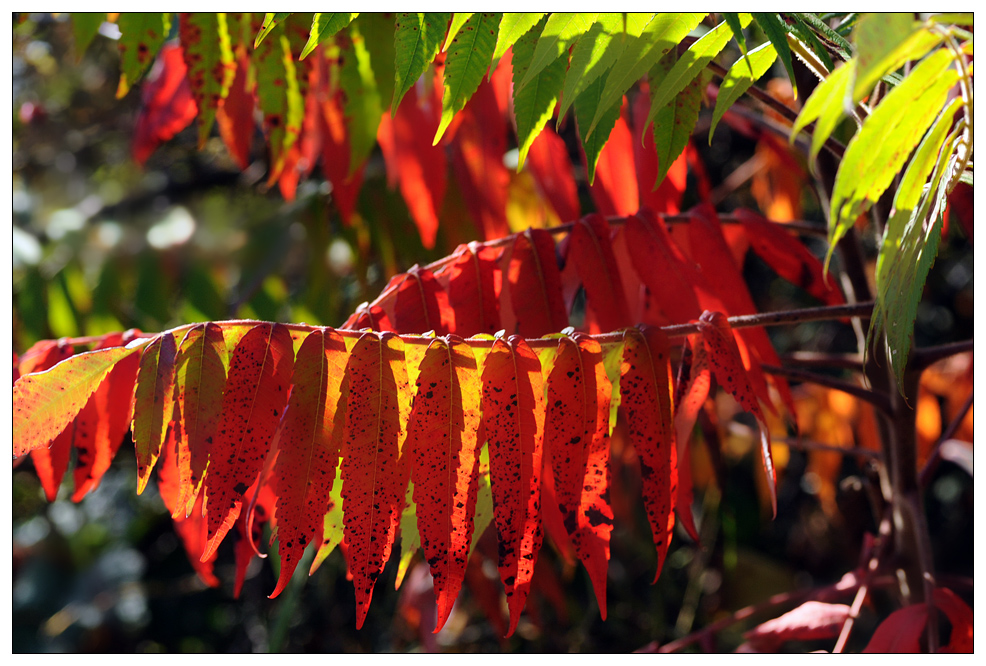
338, 20, 381, 175
567, 214, 631, 331
508, 228, 569, 336
255, 12, 291, 48
588, 105, 639, 215
392, 12, 449, 114
575, 73, 620, 185
435, 12, 501, 143
751, 13, 796, 92
520, 13, 597, 91
300, 12, 357, 60
446, 242, 502, 336
393, 265, 451, 335
116, 13, 171, 98
525, 126, 581, 223
710, 41, 777, 139
650, 52, 706, 188
132, 44, 198, 166
179, 13, 236, 147
215, 52, 254, 170
491, 13, 545, 74
442, 13, 474, 52
254, 18, 305, 179
512, 16, 567, 169
133, 332, 178, 494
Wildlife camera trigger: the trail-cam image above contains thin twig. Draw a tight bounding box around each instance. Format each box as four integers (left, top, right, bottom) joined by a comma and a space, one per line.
778, 351, 865, 371
919, 391, 973, 487
910, 339, 974, 371
661, 302, 873, 339
761, 363, 893, 415
776, 437, 882, 460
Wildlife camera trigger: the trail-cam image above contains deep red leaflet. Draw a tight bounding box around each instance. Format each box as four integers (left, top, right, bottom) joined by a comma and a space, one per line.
133, 332, 178, 494
567, 214, 632, 331
933, 587, 973, 653
234, 475, 278, 599
539, 459, 576, 566
544, 335, 613, 617
203, 323, 294, 559
341, 332, 413, 629
631, 87, 687, 214
132, 43, 198, 166
744, 601, 851, 649
446, 242, 502, 336
451, 78, 510, 240
508, 228, 569, 337
343, 301, 393, 331
526, 125, 581, 223
620, 326, 677, 583
269, 328, 347, 599
481, 336, 545, 638
697, 311, 777, 516
215, 52, 254, 171
588, 103, 639, 217
405, 338, 481, 633
863, 604, 927, 653
321, 91, 365, 224
171, 323, 227, 518
393, 265, 451, 335
672, 334, 709, 542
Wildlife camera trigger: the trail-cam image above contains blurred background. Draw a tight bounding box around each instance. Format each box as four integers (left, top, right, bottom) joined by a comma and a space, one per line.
12, 13, 973, 652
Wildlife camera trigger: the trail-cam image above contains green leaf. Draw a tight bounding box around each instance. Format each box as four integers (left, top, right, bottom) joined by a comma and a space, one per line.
179, 13, 236, 148
512, 17, 567, 169
72, 13, 105, 61
339, 20, 383, 174
575, 73, 621, 185
359, 13, 396, 112
491, 13, 545, 75
469, 444, 494, 556
790, 59, 855, 160
723, 13, 747, 54
519, 13, 597, 90
393, 12, 450, 114
588, 13, 705, 138
929, 13, 974, 26
710, 41, 777, 139
558, 13, 640, 123
395, 481, 419, 589
300, 12, 357, 60
116, 13, 171, 98
852, 14, 942, 103
255, 12, 291, 48
796, 12, 853, 60
651, 54, 705, 187
752, 13, 797, 93
310, 459, 345, 574
787, 13, 835, 71
443, 12, 474, 51
829, 48, 957, 257
254, 21, 305, 177
646, 15, 751, 132
435, 12, 502, 144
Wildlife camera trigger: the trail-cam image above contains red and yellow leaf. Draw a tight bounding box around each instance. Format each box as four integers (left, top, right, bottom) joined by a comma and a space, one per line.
406, 337, 482, 633
253, 16, 305, 180
179, 13, 236, 147
393, 265, 451, 335
507, 228, 568, 337
116, 13, 171, 98
203, 323, 294, 558
481, 336, 545, 637
269, 328, 348, 599
620, 326, 677, 582
133, 332, 179, 494
341, 331, 413, 629
567, 214, 631, 331
446, 242, 502, 336
526, 126, 580, 223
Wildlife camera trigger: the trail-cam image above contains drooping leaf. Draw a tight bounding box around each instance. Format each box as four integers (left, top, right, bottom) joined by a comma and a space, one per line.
574, 73, 621, 185
442, 13, 474, 51
862, 604, 927, 653
650, 53, 706, 188
745, 601, 852, 649
446, 242, 502, 337
520, 13, 597, 91
511, 16, 567, 168
255, 12, 292, 48
567, 214, 631, 331
392, 12, 450, 115
300, 12, 358, 60
435, 12, 502, 143
393, 265, 451, 335
508, 228, 569, 336
341, 332, 413, 629
253, 17, 305, 180
337, 19, 383, 176
132, 44, 199, 166
751, 13, 796, 93
406, 338, 481, 632
790, 59, 855, 161
588, 105, 639, 215
490, 13, 545, 74
214, 52, 255, 170
179, 13, 236, 147
116, 13, 171, 97
234, 473, 278, 598
631, 89, 688, 214
620, 326, 677, 582
320, 90, 365, 223
395, 483, 420, 590
672, 334, 709, 541
133, 332, 178, 494
358, 13, 396, 114
481, 336, 545, 638
710, 41, 778, 139
269, 328, 348, 598
723, 12, 747, 54
525, 126, 581, 223
203, 323, 294, 559
72, 13, 105, 61
851, 13, 921, 100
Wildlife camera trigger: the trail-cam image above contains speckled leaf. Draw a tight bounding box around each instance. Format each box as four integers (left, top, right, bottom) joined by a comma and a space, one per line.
254, 17, 305, 179
300, 12, 358, 60
133, 332, 178, 494
490, 13, 544, 74
255, 12, 291, 48
650, 51, 705, 188
203, 323, 294, 559
620, 326, 677, 582
341, 331, 413, 629
394, 265, 451, 335
511, 16, 567, 168
393, 12, 450, 115
508, 228, 569, 337
481, 336, 545, 638
567, 213, 631, 331
559, 13, 637, 122
435, 12, 501, 143
179, 13, 236, 147
521, 13, 597, 91
406, 338, 481, 632
270, 328, 348, 598
116, 13, 172, 98
447, 242, 501, 337
442, 13, 474, 51
20, 341, 76, 500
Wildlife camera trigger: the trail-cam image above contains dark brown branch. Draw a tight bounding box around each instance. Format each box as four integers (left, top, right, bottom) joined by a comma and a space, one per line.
911, 339, 974, 371
760, 363, 893, 415
919, 391, 973, 487
778, 351, 865, 371
776, 437, 883, 460
660, 302, 873, 339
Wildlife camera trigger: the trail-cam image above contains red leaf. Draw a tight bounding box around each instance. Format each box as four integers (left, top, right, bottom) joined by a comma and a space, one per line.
203, 323, 294, 559
539, 454, 575, 566
934, 587, 973, 653
698, 311, 776, 515
745, 601, 851, 649
736, 208, 844, 306
863, 604, 927, 653
406, 338, 482, 633
321, 91, 365, 224
20, 341, 75, 499
526, 126, 580, 223
672, 334, 710, 542
631, 86, 687, 214
948, 181, 973, 243
133, 44, 198, 166
269, 328, 347, 598
215, 53, 255, 170
544, 335, 613, 617
133, 332, 178, 494
393, 265, 451, 335
451, 79, 510, 240
620, 326, 677, 583
343, 302, 394, 332
446, 242, 502, 336
567, 214, 631, 331
481, 336, 546, 637
507, 228, 569, 337
171, 323, 227, 518
588, 104, 638, 217
18, 339, 74, 376
234, 474, 278, 599
341, 332, 413, 629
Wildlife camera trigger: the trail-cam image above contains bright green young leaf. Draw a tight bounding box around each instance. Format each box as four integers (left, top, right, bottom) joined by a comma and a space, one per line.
513, 17, 567, 169
72, 13, 105, 61
339, 20, 383, 174
723, 12, 747, 54
179, 13, 236, 148
254, 22, 305, 178
115, 13, 171, 98
790, 59, 855, 160
442, 13, 474, 51
575, 73, 621, 185
519, 13, 597, 90
300, 12, 358, 60
309, 459, 345, 575
710, 41, 777, 139
851, 16, 942, 104
393, 12, 450, 114
255, 12, 291, 48
491, 13, 545, 75
588, 13, 704, 138
558, 13, 639, 123
435, 12, 502, 144
652, 61, 705, 188
752, 13, 797, 94
646, 15, 751, 132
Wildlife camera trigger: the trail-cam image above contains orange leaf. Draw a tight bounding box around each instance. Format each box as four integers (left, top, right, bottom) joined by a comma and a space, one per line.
393, 265, 451, 335
507, 228, 568, 336
269, 328, 348, 599
567, 213, 631, 331
133, 332, 178, 494
620, 326, 677, 582
406, 337, 482, 633
343, 301, 393, 331
588, 105, 638, 217
446, 242, 502, 336
203, 323, 294, 559
321, 91, 365, 224
341, 331, 413, 629
481, 336, 545, 637
215, 52, 254, 170
526, 126, 580, 223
